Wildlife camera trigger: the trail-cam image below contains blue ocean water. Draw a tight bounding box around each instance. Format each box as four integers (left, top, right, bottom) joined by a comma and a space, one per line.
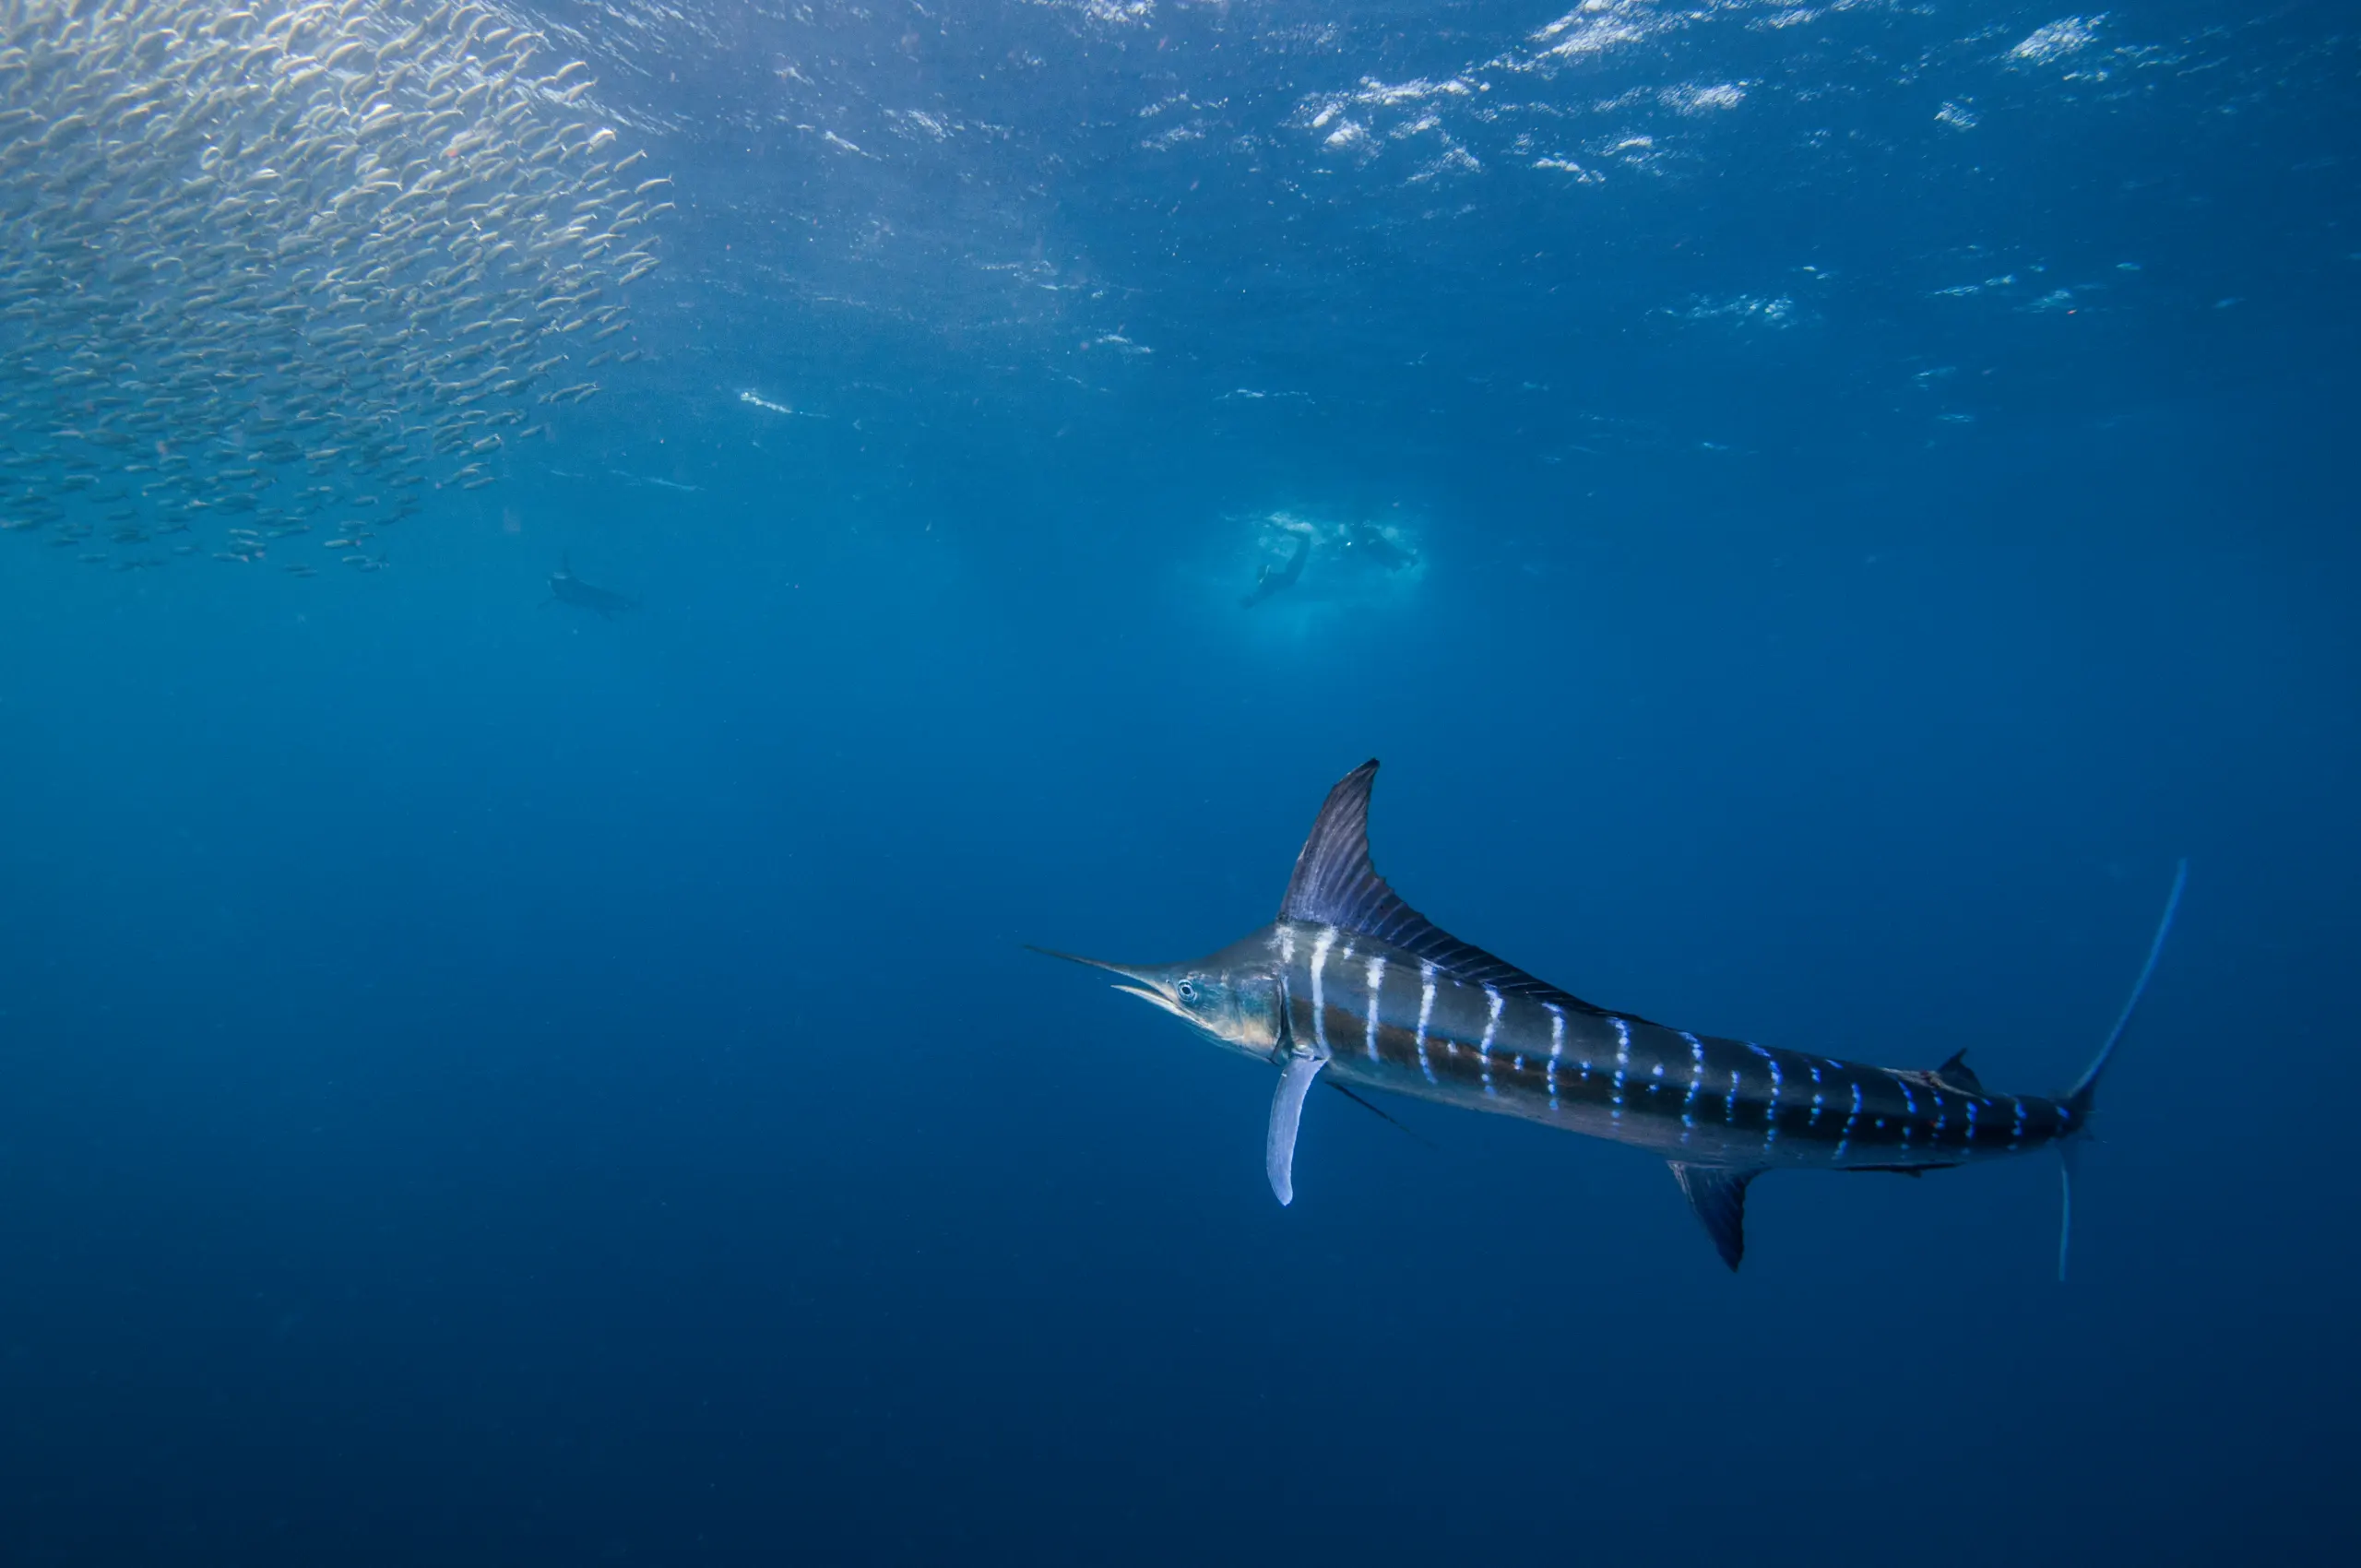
3, 2, 2356, 1562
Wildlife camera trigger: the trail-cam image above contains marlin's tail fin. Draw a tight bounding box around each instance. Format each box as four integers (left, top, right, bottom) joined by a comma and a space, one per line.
2066, 860, 2189, 1122
2057, 1139, 2082, 1282
2056, 859, 2189, 1280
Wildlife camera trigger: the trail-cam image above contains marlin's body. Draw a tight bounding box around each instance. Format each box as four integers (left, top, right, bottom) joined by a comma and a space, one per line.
1258, 918, 2049, 1174
547, 554, 637, 618
1039, 761, 2185, 1273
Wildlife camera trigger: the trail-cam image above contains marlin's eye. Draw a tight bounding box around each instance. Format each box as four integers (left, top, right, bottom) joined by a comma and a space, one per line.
1176, 980, 1200, 1004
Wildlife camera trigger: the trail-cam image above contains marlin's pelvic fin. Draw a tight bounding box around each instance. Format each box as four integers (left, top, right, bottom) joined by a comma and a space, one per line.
1266, 1051, 1327, 1206
1325, 1079, 1437, 1149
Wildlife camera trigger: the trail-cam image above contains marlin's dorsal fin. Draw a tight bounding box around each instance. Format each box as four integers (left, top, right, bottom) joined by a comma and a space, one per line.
1669, 1162, 1760, 1272
1280, 761, 1619, 1016
1266, 1051, 1326, 1206
1933, 1049, 1984, 1094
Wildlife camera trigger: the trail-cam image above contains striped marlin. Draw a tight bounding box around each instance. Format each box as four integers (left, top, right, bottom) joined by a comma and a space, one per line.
546, 552, 638, 619
1038, 760, 2185, 1275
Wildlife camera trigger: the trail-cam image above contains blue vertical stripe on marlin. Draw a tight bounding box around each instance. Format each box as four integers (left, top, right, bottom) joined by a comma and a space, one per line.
1036, 760, 2186, 1276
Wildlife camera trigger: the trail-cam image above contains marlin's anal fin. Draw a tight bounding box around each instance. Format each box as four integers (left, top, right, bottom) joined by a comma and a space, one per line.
1266, 1051, 1327, 1207
1669, 1163, 1761, 1272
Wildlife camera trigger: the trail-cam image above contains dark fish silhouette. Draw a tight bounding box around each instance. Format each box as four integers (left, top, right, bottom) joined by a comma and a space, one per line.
1240, 528, 1311, 608
1038, 761, 2185, 1276
1343, 522, 1414, 572
546, 553, 637, 619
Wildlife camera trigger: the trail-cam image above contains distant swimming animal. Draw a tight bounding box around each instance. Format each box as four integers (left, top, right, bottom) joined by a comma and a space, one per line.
608, 469, 702, 493
1240, 527, 1311, 608
1342, 522, 1414, 573
546, 554, 639, 619
1037, 761, 2185, 1276
737, 390, 825, 418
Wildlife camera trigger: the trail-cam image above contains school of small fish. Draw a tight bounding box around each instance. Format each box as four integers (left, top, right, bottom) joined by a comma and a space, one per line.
0, 0, 667, 577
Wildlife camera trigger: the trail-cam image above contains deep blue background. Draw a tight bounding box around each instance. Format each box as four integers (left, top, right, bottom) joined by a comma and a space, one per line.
5, 2, 2357, 1563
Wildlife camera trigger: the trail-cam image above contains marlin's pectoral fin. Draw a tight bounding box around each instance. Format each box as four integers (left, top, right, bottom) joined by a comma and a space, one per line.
1266, 1051, 1326, 1207
1669, 1162, 1762, 1272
